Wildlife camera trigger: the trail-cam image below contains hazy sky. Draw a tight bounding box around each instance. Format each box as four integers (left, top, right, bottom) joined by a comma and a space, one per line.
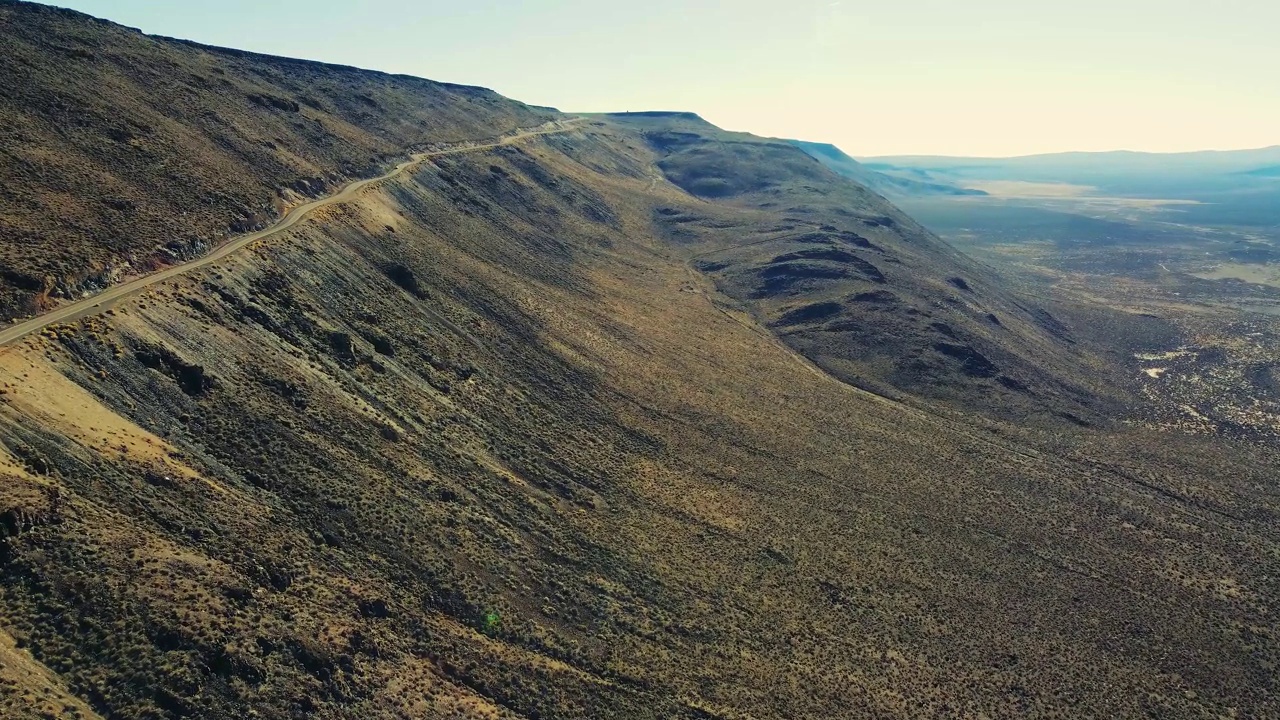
54, 1, 1280, 156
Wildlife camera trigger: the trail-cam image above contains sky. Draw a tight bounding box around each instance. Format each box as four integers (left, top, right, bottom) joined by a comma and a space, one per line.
51, 0, 1280, 157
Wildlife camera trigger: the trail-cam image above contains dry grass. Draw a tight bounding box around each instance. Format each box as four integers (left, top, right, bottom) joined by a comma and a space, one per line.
0, 625, 103, 720
0, 119, 1274, 719
0, 8, 1277, 720
0, 0, 551, 320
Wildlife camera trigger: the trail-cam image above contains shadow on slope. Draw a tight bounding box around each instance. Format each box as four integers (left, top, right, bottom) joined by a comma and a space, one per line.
604, 112, 1132, 425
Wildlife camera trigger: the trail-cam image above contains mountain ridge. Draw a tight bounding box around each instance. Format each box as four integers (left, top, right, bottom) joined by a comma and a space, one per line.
788, 139, 987, 197
864, 143, 1280, 163
0, 0, 555, 320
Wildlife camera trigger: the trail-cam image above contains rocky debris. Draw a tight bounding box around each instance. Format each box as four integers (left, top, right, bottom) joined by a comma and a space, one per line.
162, 236, 213, 262
287, 175, 337, 200
246, 93, 301, 112
327, 331, 357, 363
133, 342, 216, 396
364, 333, 396, 357
384, 263, 425, 298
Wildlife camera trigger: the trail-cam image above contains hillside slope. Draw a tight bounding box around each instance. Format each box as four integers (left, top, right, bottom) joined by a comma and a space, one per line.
788, 139, 985, 197
0, 0, 552, 320
605, 112, 1136, 424
1, 8, 1278, 720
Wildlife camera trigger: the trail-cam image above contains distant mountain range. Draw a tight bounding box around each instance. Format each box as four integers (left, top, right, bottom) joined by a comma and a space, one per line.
863, 144, 1280, 172
786, 140, 1280, 199
856, 145, 1280, 198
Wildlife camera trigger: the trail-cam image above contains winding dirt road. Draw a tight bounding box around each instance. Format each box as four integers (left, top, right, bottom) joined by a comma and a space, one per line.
0, 120, 580, 347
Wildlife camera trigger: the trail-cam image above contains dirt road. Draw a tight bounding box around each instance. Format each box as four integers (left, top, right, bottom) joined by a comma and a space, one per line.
0, 120, 581, 347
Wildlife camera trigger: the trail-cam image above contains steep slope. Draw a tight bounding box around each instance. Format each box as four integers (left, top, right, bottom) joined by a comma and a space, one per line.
2, 110, 1277, 720
605, 112, 1133, 424
0, 0, 553, 320
1, 9, 1278, 720
788, 139, 985, 197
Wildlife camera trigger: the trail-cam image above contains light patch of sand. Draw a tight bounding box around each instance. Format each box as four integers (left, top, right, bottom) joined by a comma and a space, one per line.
1180, 404, 1212, 423
963, 180, 1096, 198
1193, 262, 1280, 287
1143, 367, 1168, 379
956, 182, 1201, 215
0, 346, 206, 484
349, 183, 410, 236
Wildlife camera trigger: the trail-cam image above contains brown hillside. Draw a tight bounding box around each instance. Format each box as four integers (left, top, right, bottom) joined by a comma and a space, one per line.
603, 112, 1137, 424
0, 7, 1277, 720
0, 0, 552, 320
